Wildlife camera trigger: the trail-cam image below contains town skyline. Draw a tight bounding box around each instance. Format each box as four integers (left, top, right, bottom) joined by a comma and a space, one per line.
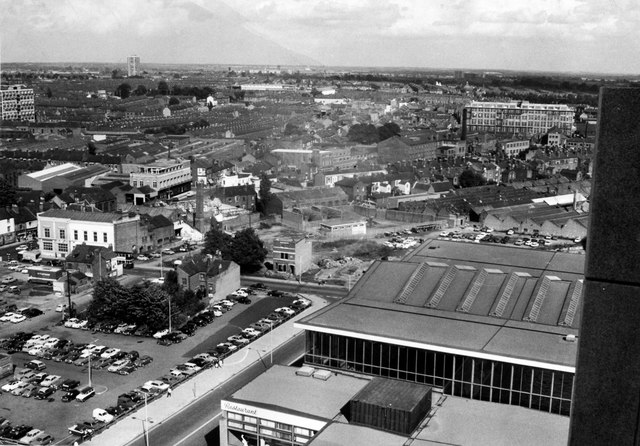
1, 0, 638, 75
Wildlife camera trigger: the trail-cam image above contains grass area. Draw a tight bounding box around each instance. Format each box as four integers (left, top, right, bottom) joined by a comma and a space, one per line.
317, 240, 394, 260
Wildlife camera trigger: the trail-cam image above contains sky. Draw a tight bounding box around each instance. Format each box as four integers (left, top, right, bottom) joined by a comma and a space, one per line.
0, 0, 638, 74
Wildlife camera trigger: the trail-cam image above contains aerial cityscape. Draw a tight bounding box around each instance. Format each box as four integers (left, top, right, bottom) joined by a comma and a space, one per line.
0, 0, 636, 445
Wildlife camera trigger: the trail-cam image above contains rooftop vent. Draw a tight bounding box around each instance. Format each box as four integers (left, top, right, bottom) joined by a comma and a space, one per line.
312, 369, 332, 381
295, 366, 315, 377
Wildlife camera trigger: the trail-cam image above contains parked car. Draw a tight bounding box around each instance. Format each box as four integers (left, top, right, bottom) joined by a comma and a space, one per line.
75, 386, 95, 402
22, 308, 44, 318
92, 408, 114, 423
61, 389, 80, 402
152, 329, 170, 339
134, 355, 153, 367
136, 255, 149, 261
107, 360, 130, 373
55, 304, 67, 313
227, 335, 250, 346
20, 383, 39, 398
141, 380, 170, 394
100, 348, 121, 359
31, 432, 55, 445
118, 364, 137, 375
19, 428, 43, 444
11, 381, 32, 396
34, 386, 56, 400
60, 379, 80, 391
24, 360, 46, 371
68, 421, 99, 436
41, 374, 62, 388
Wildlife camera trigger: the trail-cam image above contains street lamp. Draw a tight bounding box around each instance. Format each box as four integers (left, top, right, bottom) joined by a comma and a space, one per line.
132, 394, 152, 446
88, 338, 98, 388
168, 295, 172, 333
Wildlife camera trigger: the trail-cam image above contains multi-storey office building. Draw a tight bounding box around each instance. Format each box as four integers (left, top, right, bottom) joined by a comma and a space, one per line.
296, 240, 582, 417
465, 101, 574, 135
127, 55, 140, 77
124, 158, 192, 200
1, 84, 35, 122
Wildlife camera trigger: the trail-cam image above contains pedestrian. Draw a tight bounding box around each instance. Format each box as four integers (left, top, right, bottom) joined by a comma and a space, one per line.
214, 358, 221, 368
167, 387, 172, 398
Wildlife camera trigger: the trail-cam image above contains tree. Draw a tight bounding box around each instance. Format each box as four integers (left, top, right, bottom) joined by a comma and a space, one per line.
157, 80, 169, 95
203, 226, 233, 258
45, 87, 52, 98
0, 179, 17, 208
377, 122, 401, 141
133, 84, 148, 96
347, 123, 379, 144
168, 96, 180, 106
458, 169, 486, 188
229, 228, 268, 273
114, 83, 132, 99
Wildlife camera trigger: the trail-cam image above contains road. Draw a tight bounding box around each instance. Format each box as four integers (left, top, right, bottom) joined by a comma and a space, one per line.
240, 277, 348, 300
126, 332, 306, 446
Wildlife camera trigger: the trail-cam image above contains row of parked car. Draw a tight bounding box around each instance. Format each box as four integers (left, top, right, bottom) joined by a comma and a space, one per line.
0, 306, 43, 324
0, 418, 54, 445
65, 292, 312, 440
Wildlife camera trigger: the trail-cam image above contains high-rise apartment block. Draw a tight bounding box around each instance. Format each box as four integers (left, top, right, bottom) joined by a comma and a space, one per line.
465, 101, 574, 135
1, 84, 35, 122
127, 55, 140, 77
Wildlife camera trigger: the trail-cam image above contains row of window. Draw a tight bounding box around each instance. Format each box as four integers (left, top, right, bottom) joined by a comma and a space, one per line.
227, 412, 315, 445
305, 331, 574, 416
42, 228, 108, 243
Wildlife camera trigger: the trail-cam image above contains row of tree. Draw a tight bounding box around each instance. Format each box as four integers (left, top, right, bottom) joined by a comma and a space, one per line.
87, 274, 207, 332
203, 227, 267, 273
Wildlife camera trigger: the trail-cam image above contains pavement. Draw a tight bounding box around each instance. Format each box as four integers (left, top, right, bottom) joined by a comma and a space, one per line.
86, 293, 330, 446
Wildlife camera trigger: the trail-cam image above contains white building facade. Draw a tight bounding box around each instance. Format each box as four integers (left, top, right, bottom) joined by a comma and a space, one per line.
125, 159, 192, 200
1, 84, 35, 122
466, 101, 574, 135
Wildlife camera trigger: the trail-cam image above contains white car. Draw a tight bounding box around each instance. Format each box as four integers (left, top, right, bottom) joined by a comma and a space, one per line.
107, 359, 130, 373
153, 329, 169, 339
10, 313, 27, 323
18, 428, 43, 444
242, 328, 261, 338
220, 300, 235, 308
161, 249, 175, 255
100, 348, 121, 359
42, 338, 60, 349
136, 255, 149, 261
275, 307, 295, 316
1, 380, 24, 392
28, 346, 45, 356
141, 380, 170, 393
228, 335, 250, 345
16, 245, 29, 251
55, 304, 67, 313
0, 312, 16, 322
150, 252, 161, 258
41, 374, 62, 387
1, 276, 16, 284
211, 308, 223, 317
64, 318, 80, 328
75, 386, 95, 402
76, 320, 89, 329
93, 408, 114, 423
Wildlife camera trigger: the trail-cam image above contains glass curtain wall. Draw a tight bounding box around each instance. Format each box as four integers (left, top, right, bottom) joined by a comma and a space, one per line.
305, 331, 573, 416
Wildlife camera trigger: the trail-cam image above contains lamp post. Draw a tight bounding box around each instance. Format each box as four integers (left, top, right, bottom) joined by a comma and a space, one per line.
88, 338, 98, 388
268, 320, 274, 365
132, 394, 152, 446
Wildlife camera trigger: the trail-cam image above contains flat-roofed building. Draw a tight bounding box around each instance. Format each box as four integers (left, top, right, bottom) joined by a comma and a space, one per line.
37, 209, 141, 260
296, 240, 583, 417
1, 84, 35, 122
272, 237, 312, 276
17, 163, 111, 193
125, 158, 191, 201
466, 101, 574, 135
127, 55, 140, 77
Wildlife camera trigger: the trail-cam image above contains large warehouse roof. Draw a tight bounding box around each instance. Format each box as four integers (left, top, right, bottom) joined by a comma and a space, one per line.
297, 240, 584, 372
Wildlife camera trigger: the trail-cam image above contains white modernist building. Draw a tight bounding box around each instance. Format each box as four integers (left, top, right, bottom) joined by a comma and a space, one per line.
466, 101, 574, 135
1, 84, 35, 122
37, 209, 140, 261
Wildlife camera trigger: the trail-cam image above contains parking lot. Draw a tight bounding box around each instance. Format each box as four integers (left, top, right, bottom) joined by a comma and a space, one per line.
0, 279, 303, 444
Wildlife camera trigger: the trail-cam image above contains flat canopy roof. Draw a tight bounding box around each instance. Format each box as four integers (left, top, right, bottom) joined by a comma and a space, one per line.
297, 240, 584, 371
228, 365, 371, 421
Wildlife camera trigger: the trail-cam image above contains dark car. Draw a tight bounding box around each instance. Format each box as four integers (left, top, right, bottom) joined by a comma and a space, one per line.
60, 379, 80, 391
61, 389, 80, 402
34, 386, 56, 400
249, 282, 268, 290
134, 355, 153, 367
105, 405, 128, 416
118, 364, 136, 375
236, 296, 252, 305
179, 324, 197, 336
22, 308, 44, 318
126, 350, 140, 361
189, 357, 208, 368
133, 325, 149, 336
157, 337, 172, 346
111, 351, 128, 361
165, 332, 187, 343
267, 290, 285, 297
7, 425, 32, 440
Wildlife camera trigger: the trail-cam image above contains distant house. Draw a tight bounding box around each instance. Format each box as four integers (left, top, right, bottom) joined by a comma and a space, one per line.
65, 245, 122, 280
272, 237, 313, 276
176, 255, 240, 302
266, 188, 349, 216
334, 178, 368, 202
0, 206, 38, 244
59, 186, 117, 213
210, 185, 257, 211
